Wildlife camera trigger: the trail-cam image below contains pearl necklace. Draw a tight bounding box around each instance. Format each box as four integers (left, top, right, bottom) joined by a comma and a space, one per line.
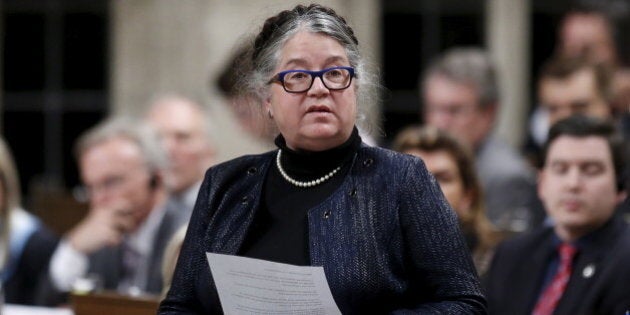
276, 149, 342, 188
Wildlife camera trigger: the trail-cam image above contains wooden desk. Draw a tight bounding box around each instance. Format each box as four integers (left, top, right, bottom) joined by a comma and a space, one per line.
71, 291, 160, 315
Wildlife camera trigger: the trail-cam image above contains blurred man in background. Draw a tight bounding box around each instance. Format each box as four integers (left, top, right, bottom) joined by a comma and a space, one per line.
420, 47, 540, 233
39, 117, 181, 304
525, 57, 614, 169
486, 115, 630, 314
146, 95, 216, 226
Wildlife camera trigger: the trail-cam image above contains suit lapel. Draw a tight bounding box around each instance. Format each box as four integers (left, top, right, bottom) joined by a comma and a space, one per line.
557, 247, 606, 314
510, 236, 556, 314
145, 204, 182, 293
556, 217, 624, 314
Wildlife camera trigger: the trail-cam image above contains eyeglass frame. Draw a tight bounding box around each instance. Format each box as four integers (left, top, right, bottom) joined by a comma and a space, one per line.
269, 66, 355, 93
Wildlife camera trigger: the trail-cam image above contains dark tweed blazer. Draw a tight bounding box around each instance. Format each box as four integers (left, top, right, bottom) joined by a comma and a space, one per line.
159, 144, 486, 314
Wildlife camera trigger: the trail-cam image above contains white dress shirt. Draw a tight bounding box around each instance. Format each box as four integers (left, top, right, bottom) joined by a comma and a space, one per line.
49, 204, 167, 293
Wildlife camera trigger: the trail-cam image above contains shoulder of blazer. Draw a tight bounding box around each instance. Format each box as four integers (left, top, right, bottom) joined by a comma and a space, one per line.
204, 150, 276, 181
356, 144, 424, 170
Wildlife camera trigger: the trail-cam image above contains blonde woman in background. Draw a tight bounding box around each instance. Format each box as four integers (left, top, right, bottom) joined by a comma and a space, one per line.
160, 225, 187, 299
392, 125, 504, 277
0, 137, 59, 305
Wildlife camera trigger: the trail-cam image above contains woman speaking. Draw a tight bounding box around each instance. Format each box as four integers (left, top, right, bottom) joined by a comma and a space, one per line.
159, 4, 486, 314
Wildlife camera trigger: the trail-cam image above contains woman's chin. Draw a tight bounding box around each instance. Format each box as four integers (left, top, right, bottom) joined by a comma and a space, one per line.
302, 124, 340, 138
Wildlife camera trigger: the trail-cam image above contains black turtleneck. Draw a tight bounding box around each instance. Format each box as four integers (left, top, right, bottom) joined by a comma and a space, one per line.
239, 127, 362, 265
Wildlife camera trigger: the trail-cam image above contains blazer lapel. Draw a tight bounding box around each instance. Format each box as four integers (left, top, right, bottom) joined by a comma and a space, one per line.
206, 156, 271, 255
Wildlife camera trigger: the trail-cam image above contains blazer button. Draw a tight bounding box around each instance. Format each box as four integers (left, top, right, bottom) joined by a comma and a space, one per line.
241, 196, 249, 204
349, 189, 357, 197
247, 167, 257, 175
363, 158, 374, 167
323, 210, 331, 219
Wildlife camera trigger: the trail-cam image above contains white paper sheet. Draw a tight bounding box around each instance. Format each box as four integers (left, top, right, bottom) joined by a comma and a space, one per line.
3, 304, 74, 315
207, 253, 341, 315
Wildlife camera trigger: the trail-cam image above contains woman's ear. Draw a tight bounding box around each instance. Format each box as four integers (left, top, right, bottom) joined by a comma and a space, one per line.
264, 97, 273, 118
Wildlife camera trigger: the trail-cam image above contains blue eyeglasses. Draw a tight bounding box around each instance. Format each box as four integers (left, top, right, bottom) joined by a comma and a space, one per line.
270, 66, 355, 93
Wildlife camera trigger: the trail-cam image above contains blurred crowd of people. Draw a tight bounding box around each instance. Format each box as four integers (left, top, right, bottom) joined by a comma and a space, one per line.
0, 1, 628, 314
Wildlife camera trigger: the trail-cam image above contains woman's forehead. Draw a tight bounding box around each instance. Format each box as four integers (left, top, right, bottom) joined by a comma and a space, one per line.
277, 32, 348, 67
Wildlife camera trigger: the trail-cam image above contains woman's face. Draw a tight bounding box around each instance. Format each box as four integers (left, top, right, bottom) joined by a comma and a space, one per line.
405, 149, 472, 219
265, 31, 357, 151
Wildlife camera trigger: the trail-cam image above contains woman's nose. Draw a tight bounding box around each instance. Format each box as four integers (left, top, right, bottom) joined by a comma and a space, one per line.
307, 76, 329, 95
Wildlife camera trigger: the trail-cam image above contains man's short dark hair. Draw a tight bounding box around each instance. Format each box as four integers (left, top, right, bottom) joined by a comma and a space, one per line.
543, 115, 626, 191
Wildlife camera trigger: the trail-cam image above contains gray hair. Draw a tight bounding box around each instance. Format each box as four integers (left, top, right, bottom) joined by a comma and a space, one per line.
421, 47, 499, 109
75, 116, 168, 173
244, 4, 380, 131
147, 93, 216, 144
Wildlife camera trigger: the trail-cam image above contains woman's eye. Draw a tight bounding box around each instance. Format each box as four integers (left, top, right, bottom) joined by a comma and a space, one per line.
287, 72, 309, 80
326, 70, 342, 77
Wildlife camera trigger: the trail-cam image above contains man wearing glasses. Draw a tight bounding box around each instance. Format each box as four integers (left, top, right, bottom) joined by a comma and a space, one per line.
38, 117, 181, 305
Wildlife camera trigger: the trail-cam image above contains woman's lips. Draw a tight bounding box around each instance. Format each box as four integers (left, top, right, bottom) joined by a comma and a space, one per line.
305, 106, 333, 121
306, 105, 331, 113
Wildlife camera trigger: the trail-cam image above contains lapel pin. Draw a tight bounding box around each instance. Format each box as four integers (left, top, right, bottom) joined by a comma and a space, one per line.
582, 264, 596, 278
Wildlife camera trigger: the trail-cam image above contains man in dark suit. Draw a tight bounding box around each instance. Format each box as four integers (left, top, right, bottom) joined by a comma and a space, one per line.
485, 115, 629, 315
38, 117, 182, 305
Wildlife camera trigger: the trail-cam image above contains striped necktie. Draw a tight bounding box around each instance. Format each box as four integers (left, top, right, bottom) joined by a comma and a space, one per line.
531, 243, 578, 315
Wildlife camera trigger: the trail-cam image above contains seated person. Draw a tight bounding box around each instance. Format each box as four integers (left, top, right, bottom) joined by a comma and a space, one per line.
145, 94, 217, 227
392, 125, 504, 277
555, 4, 629, 128
486, 115, 630, 314
419, 47, 539, 233
0, 137, 59, 305
526, 56, 613, 168
38, 117, 181, 305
